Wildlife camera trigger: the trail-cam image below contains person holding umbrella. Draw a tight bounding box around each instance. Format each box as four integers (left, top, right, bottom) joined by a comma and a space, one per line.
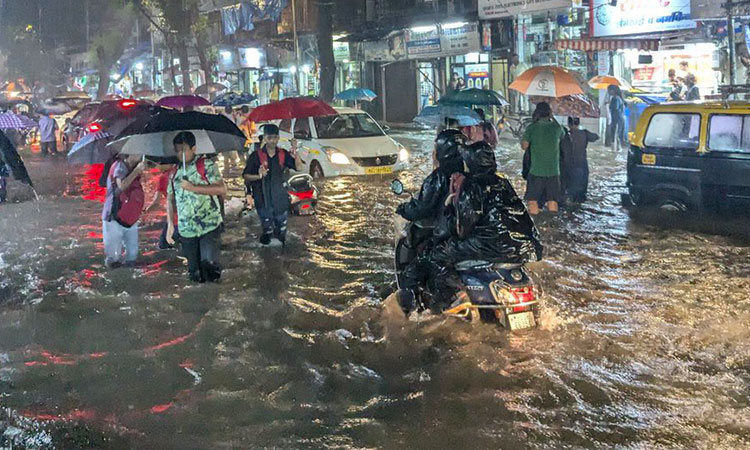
243, 124, 302, 246
166, 131, 228, 283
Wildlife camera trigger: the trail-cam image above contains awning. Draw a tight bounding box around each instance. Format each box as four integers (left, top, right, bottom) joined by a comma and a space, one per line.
556, 39, 660, 52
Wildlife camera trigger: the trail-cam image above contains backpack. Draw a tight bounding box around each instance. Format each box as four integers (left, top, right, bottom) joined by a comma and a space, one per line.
99, 154, 119, 188
109, 161, 145, 228
257, 147, 286, 170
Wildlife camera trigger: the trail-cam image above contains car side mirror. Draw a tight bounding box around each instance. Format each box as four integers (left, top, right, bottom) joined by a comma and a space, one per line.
390, 179, 404, 195
382, 124, 391, 133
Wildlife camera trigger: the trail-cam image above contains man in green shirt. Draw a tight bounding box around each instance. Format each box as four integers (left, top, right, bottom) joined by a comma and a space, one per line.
167, 131, 227, 282
521, 102, 564, 215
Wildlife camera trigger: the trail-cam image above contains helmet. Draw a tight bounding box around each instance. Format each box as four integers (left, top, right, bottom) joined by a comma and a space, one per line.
435, 129, 467, 165
463, 141, 496, 178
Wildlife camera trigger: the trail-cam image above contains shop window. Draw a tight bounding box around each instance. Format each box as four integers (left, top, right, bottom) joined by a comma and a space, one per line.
294, 118, 312, 140
644, 113, 700, 150
708, 115, 750, 153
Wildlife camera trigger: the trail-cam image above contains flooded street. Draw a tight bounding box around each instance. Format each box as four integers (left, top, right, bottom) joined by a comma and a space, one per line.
1, 130, 750, 449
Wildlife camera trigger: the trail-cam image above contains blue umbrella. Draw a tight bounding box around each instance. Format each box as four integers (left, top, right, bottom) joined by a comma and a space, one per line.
414, 105, 481, 128
334, 88, 377, 102
67, 130, 115, 165
212, 92, 257, 107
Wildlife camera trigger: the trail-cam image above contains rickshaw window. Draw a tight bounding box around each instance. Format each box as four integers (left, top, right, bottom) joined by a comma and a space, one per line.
644, 113, 701, 151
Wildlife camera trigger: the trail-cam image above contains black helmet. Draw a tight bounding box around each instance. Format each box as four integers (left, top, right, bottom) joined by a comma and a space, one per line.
435, 129, 467, 165
463, 141, 496, 178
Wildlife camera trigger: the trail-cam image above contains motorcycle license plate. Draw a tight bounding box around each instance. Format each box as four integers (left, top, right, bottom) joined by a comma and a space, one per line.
507, 311, 536, 330
365, 166, 393, 175
641, 154, 656, 165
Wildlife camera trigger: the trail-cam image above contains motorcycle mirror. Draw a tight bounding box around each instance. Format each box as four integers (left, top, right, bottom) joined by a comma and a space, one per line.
390, 179, 404, 196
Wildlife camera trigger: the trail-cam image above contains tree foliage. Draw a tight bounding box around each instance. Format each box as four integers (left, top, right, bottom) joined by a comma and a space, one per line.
89, 1, 137, 99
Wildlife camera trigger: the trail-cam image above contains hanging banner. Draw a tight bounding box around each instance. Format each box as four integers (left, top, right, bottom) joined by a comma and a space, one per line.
405, 23, 481, 59
363, 33, 407, 62
406, 26, 442, 58
479, 0, 576, 20
590, 0, 696, 37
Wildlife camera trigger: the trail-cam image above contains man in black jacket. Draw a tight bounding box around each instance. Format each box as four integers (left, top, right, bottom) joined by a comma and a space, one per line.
425, 142, 543, 308
396, 129, 467, 312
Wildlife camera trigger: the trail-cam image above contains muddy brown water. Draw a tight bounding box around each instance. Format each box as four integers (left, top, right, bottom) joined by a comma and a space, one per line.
1, 131, 749, 449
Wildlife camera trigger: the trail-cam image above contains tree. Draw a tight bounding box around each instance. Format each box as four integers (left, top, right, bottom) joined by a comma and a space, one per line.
4, 25, 51, 88
147, 0, 215, 94
89, 2, 137, 100
316, 0, 336, 102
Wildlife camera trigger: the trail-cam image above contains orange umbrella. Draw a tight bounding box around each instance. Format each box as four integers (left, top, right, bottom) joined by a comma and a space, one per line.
509, 66, 583, 98
588, 75, 632, 91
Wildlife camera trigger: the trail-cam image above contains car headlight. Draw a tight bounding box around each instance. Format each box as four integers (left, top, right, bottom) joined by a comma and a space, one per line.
324, 147, 350, 165
398, 146, 409, 162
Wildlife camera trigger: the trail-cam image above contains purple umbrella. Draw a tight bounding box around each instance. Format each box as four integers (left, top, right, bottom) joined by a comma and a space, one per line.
0, 112, 37, 129
156, 95, 211, 109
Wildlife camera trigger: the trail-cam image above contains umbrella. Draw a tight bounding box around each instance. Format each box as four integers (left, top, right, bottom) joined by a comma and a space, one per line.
334, 88, 377, 102
588, 75, 633, 91
108, 111, 246, 159
37, 101, 73, 116
438, 88, 509, 106
156, 95, 211, 109
212, 92, 257, 107
66, 130, 116, 165
194, 82, 228, 97
414, 105, 481, 128
509, 66, 583, 98
529, 94, 601, 119
0, 112, 37, 129
247, 98, 337, 122
0, 129, 32, 186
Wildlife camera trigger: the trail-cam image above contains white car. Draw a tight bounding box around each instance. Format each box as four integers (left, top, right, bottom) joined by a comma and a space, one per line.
277, 107, 409, 178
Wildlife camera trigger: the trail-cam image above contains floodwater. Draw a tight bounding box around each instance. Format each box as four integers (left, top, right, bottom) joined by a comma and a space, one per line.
1, 130, 749, 449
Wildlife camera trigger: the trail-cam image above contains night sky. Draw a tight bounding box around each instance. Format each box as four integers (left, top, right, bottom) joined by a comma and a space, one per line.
1, 0, 89, 49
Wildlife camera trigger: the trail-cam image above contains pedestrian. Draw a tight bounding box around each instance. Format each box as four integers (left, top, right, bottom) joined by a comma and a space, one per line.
102, 154, 148, 268
243, 124, 302, 246
448, 72, 461, 93
510, 53, 529, 114
38, 113, 59, 156
475, 108, 498, 148
608, 85, 627, 152
0, 150, 8, 204
666, 69, 683, 101
563, 117, 599, 204
521, 102, 564, 215
684, 74, 701, 101
220, 105, 241, 172
167, 131, 227, 283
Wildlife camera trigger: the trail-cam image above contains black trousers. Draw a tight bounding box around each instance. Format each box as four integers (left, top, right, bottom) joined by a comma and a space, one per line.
181, 226, 222, 282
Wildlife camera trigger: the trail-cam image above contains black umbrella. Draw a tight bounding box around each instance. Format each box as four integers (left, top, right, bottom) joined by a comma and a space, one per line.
0, 129, 33, 187
107, 111, 247, 163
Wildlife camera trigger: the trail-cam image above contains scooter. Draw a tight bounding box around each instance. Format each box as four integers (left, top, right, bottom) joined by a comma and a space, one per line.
288, 173, 318, 216
390, 179, 540, 330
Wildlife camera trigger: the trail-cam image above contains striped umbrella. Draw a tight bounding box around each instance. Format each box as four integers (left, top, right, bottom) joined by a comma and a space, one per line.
0, 112, 37, 129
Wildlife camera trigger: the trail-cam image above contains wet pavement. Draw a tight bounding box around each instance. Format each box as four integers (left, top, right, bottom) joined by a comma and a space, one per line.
1, 130, 749, 449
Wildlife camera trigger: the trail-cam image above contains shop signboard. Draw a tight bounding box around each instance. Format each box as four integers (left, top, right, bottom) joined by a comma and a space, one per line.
691, 0, 750, 20
363, 33, 407, 62
479, 0, 577, 20
481, 22, 492, 51
634, 67, 656, 82
333, 42, 351, 63
406, 26, 442, 58
597, 50, 609, 76
441, 23, 481, 56
590, 0, 695, 37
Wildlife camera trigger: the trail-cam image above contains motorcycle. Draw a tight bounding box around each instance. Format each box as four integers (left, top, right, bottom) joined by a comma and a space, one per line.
390, 179, 540, 330
288, 173, 318, 216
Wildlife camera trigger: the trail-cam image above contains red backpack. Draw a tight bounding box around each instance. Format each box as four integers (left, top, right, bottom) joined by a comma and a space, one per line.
110, 161, 145, 228
257, 147, 286, 170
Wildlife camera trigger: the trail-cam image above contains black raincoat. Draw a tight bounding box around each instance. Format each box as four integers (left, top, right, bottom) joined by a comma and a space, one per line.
0, 129, 32, 187
396, 156, 464, 223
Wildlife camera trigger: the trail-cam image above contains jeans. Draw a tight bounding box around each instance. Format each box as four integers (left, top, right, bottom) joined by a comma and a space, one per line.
41, 141, 57, 155
611, 115, 627, 151
102, 220, 139, 266
181, 226, 222, 282
0, 176, 7, 202
257, 207, 289, 241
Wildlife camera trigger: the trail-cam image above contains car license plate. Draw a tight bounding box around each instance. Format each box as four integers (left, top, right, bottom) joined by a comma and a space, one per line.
641, 154, 656, 165
507, 311, 536, 330
365, 166, 393, 175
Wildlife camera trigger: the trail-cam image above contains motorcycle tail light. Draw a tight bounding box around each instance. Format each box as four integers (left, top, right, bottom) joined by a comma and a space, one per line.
293, 190, 315, 200
301, 204, 311, 210
510, 286, 535, 313
88, 123, 101, 133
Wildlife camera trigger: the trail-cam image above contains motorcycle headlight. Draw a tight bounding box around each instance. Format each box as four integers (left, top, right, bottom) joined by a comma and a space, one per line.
398, 146, 409, 162
324, 147, 351, 165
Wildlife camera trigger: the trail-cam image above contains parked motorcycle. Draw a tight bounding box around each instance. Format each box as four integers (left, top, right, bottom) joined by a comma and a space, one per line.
390, 179, 540, 330
288, 173, 318, 216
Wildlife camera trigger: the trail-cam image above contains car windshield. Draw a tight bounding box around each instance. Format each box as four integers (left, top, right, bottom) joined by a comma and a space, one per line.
314, 114, 384, 139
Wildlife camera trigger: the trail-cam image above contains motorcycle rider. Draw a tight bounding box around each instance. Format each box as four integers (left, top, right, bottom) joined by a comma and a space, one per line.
396, 129, 468, 313
404, 142, 544, 312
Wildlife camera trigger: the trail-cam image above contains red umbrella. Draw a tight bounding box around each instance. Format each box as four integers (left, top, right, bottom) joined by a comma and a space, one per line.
156, 95, 211, 109
246, 98, 337, 123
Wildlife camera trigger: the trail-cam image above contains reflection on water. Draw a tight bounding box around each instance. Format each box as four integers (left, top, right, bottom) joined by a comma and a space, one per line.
1, 131, 750, 449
